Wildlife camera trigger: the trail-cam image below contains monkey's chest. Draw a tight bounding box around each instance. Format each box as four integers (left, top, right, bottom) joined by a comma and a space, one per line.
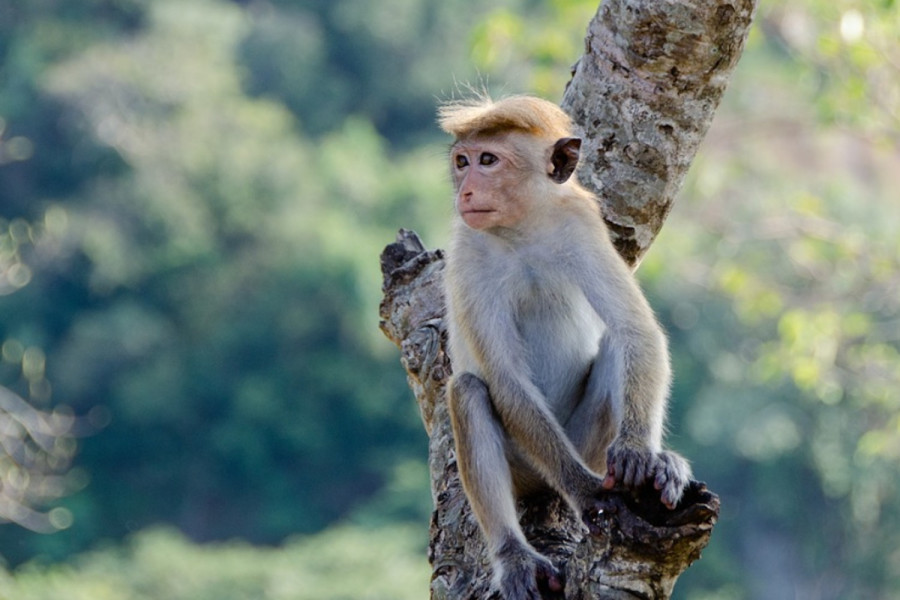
514, 278, 604, 417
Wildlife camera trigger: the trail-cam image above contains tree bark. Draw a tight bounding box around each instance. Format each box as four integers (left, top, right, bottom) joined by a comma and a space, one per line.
564, 0, 757, 267
379, 0, 756, 598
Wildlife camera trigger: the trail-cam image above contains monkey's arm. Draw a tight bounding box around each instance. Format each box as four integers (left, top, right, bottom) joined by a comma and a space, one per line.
579, 242, 691, 506
582, 249, 669, 440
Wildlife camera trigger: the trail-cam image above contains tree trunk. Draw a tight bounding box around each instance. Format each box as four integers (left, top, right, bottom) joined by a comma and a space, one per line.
379, 0, 756, 597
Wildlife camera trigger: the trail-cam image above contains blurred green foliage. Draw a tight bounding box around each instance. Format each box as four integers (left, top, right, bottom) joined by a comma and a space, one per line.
0, 0, 899, 598
0, 525, 429, 599
0, 0, 461, 563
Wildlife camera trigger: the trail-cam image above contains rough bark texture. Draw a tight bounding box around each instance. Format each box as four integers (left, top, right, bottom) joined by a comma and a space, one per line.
379, 0, 756, 598
564, 0, 757, 267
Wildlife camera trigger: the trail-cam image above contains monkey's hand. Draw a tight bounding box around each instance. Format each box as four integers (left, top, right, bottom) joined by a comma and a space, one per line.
603, 441, 692, 509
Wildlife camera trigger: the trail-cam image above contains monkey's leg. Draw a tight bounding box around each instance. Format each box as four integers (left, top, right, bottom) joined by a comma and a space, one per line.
449, 373, 564, 600
566, 334, 621, 471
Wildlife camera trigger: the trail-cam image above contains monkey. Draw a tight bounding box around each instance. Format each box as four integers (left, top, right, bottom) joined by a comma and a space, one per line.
439, 95, 691, 600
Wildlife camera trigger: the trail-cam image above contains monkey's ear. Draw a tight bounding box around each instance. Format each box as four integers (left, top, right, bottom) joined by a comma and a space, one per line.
549, 137, 582, 184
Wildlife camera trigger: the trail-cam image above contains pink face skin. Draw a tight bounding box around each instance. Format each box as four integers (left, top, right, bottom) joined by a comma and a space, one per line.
451, 136, 532, 231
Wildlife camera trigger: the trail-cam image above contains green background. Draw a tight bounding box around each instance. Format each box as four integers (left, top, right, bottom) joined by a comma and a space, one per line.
0, 0, 898, 598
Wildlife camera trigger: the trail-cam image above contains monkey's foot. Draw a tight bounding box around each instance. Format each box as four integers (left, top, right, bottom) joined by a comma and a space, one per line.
495, 545, 564, 600
535, 559, 565, 599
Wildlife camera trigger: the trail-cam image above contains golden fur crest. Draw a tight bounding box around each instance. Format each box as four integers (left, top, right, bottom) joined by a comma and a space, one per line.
438, 95, 573, 141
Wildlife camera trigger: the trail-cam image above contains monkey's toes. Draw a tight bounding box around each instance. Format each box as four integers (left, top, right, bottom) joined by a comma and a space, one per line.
535, 561, 565, 598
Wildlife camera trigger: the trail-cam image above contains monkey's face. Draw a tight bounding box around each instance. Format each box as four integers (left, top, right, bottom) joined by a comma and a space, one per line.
450, 134, 536, 231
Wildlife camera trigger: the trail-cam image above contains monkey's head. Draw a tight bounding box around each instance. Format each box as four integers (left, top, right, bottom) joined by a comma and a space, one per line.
438, 95, 582, 232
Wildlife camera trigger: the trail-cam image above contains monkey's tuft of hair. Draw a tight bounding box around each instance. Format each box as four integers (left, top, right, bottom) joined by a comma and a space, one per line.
438, 95, 574, 141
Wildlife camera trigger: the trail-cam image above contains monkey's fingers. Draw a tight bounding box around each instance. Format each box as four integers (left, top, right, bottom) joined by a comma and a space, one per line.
623, 456, 646, 487
652, 451, 692, 509
602, 466, 617, 489
660, 483, 682, 510
607, 448, 653, 488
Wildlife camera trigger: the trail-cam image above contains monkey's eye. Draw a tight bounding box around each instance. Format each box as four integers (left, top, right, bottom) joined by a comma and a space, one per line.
455, 155, 469, 169
479, 152, 499, 166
